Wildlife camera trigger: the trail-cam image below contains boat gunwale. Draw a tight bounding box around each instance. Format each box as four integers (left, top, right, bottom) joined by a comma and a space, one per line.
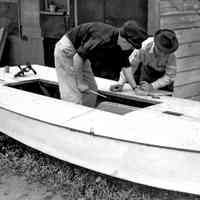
1, 100, 200, 154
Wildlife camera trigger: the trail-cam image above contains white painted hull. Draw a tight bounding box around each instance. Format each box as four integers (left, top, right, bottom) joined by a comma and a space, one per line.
1, 65, 200, 195
1, 105, 200, 195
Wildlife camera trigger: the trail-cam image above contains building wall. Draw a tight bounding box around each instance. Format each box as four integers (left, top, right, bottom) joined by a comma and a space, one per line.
159, 0, 200, 99
0, 0, 44, 66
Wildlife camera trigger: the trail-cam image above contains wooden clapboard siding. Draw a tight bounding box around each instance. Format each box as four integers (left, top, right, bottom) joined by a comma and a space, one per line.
160, 0, 200, 14
159, 0, 200, 99
161, 11, 200, 30
175, 28, 200, 44
176, 42, 200, 58
175, 68, 200, 86
174, 82, 200, 98
189, 95, 200, 101
0, 0, 17, 2
177, 55, 200, 72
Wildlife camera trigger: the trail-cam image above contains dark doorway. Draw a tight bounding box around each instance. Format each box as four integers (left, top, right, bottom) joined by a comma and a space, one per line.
43, 37, 58, 67
77, 0, 148, 80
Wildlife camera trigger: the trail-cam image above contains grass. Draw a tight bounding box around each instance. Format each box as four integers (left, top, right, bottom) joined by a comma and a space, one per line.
0, 133, 199, 200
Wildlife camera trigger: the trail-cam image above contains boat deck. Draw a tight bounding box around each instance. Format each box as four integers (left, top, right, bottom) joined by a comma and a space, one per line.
0, 65, 200, 151
1, 65, 200, 195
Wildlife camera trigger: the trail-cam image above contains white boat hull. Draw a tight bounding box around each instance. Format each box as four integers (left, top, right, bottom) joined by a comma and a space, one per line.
1, 65, 200, 195
1, 105, 200, 195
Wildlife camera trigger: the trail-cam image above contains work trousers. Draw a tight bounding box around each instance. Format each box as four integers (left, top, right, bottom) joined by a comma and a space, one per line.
54, 35, 97, 107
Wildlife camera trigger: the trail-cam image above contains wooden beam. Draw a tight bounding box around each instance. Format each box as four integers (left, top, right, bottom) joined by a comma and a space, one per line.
0, 0, 17, 2
0, 28, 7, 62
74, 0, 78, 26
148, 0, 160, 34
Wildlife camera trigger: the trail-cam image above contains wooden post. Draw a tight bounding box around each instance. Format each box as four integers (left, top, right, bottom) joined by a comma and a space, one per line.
67, 0, 70, 16
74, 0, 78, 26
19, 0, 44, 65
148, 0, 160, 35
0, 27, 7, 62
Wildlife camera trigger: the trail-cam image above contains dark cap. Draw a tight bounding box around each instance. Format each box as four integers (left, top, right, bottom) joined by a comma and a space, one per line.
154, 29, 179, 54
120, 20, 148, 49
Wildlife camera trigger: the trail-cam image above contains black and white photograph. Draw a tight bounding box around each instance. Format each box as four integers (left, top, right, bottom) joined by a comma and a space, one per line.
0, 0, 200, 199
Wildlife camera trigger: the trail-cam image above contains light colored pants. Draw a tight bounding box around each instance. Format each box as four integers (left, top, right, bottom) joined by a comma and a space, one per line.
54, 35, 97, 107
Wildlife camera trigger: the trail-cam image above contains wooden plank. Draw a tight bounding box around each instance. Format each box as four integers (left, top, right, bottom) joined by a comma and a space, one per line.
20, 0, 42, 37
0, 0, 17, 2
188, 95, 200, 101
7, 35, 44, 65
0, 27, 7, 62
174, 82, 200, 98
176, 56, 200, 72
0, 2, 19, 35
175, 28, 200, 44
161, 12, 200, 29
148, 0, 160, 34
160, 0, 200, 14
175, 42, 200, 58
160, 0, 179, 13
175, 68, 200, 86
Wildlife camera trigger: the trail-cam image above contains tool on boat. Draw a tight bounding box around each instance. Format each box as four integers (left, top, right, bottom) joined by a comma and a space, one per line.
89, 89, 107, 98
14, 63, 37, 78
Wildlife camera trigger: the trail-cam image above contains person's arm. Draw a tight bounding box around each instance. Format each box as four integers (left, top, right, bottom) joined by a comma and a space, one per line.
109, 69, 132, 92
122, 66, 137, 89
151, 56, 177, 90
122, 49, 143, 90
110, 58, 138, 92
73, 53, 89, 92
151, 74, 173, 90
118, 70, 127, 85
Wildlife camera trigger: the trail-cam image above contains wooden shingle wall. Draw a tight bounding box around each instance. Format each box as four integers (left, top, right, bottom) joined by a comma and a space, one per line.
159, 0, 200, 99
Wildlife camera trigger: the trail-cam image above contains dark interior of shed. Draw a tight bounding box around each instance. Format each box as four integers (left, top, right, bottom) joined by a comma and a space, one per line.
0, 0, 148, 81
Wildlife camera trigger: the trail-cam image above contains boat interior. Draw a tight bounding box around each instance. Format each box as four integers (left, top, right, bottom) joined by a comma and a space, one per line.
6, 79, 158, 115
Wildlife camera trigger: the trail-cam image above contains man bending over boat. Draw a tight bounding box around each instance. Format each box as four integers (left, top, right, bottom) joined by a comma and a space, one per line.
110, 29, 179, 93
54, 21, 148, 107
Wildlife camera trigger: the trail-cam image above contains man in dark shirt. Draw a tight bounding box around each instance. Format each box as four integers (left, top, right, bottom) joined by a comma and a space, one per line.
54, 21, 148, 107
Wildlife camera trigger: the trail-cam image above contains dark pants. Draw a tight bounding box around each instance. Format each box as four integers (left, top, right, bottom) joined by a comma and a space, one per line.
134, 63, 174, 92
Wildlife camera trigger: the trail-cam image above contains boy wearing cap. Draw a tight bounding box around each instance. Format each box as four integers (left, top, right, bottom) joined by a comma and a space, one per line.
54, 21, 148, 107
110, 29, 179, 92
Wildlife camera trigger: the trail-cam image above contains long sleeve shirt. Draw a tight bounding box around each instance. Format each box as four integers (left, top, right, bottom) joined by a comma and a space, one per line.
120, 37, 177, 89
131, 37, 177, 89
67, 22, 132, 69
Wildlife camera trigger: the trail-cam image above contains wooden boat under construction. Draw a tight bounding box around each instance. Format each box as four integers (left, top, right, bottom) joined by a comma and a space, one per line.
0, 65, 200, 195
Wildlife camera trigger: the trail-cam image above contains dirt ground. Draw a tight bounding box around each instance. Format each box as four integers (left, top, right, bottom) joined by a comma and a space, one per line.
0, 173, 64, 200
1, 135, 200, 200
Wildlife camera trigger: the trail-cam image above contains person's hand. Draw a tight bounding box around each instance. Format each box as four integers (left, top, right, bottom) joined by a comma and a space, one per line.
109, 84, 123, 92
139, 81, 154, 92
77, 83, 89, 92
134, 87, 148, 96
